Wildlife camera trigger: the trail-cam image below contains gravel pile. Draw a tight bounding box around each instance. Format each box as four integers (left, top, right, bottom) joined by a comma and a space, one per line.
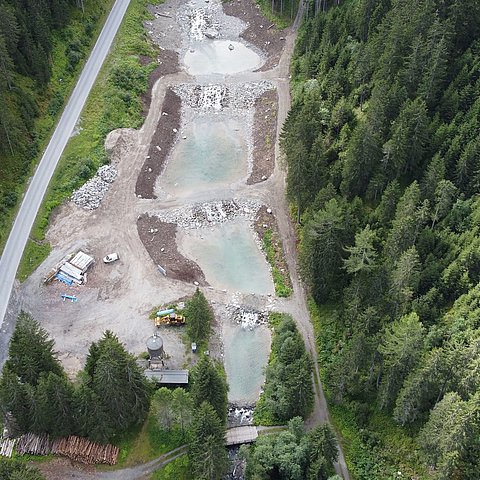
173, 81, 274, 111
151, 199, 261, 229
71, 165, 117, 210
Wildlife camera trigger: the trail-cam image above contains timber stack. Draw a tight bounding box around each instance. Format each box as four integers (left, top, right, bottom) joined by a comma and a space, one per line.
51, 435, 119, 465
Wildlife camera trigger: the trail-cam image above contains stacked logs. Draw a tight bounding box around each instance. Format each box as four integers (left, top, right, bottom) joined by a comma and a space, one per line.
0, 437, 16, 458
14, 433, 119, 465
16, 433, 52, 455
51, 436, 119, 465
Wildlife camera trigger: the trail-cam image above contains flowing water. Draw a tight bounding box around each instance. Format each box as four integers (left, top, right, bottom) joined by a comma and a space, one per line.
171, 0, 272, 404
159, 117, 247, 196
223, 322, 271, 404
178, 219, 274, 295
184, 40, 262, 76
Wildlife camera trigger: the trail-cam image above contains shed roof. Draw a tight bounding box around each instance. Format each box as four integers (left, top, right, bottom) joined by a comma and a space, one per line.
70, 251, 94, 272
144, 369, 189, 384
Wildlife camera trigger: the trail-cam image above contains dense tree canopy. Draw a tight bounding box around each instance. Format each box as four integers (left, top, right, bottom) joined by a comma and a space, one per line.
0, 0, 109, 243
255, 314, 314, 423
285, 0, 480, 477
244, 417, 338, 480
0, 315, 151, 442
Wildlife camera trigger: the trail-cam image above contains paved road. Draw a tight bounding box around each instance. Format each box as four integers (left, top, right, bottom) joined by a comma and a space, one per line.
0, 0, 132, 329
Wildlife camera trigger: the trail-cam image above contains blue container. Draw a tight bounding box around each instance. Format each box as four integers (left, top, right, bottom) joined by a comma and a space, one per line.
156, 308, 175, 317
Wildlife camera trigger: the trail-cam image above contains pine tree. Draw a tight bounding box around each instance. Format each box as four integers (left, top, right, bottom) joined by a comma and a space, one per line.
87, 331, 151, 434
191, 356, 228, 425
6, 311, 63, 386
33, 372, 75, 437
189, 402, 228, 480
185, 288, 213, 344
378, 312, 425, 410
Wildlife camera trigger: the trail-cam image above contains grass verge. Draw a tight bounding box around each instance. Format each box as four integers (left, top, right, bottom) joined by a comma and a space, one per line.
150, 455, 190, 480
0, 1, 114, 253
262, 229, 292, 297
17, 0, 159, 281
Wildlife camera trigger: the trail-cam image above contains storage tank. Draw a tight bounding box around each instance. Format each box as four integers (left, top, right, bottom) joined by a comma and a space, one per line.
146, 334, 164, 359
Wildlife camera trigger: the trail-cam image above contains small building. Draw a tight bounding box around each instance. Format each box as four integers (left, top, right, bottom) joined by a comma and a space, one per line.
144, 369, 189, 385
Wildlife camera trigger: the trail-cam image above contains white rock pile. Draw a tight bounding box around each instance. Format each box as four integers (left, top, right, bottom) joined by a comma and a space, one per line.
151, 199, 261, 229
173, 81, 274, 111
226, 304, 268, 329
71, 165, 117, 210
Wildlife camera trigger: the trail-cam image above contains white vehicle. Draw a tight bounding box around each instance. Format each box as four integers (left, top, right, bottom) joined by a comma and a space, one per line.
103, 253, 119, 263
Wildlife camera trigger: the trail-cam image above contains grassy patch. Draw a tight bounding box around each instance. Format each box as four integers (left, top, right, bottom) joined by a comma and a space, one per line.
17, 241, 52, 283
108, 412, 187, 469
150, 455, 191, 480
262, 229, 292, 297
17, 0, 158, 280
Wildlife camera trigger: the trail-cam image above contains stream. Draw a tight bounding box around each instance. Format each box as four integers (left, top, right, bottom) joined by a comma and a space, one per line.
163, 0, 273, 408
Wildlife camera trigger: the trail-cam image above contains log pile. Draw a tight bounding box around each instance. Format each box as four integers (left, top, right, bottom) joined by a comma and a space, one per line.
0, 437, 16, 458
16, 433, 52, 455
51, 435, 119, 465
14, 433, 119, 465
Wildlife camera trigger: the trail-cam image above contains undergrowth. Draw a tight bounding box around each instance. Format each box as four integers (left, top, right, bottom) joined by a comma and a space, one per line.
262, 229, 292, 297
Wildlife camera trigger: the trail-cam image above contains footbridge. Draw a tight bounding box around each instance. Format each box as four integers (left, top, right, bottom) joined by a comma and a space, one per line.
225, 425, 286, 446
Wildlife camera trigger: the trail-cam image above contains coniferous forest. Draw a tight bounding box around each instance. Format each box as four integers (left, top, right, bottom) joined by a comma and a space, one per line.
283, 0, 480, 478
0, 0, 109, 243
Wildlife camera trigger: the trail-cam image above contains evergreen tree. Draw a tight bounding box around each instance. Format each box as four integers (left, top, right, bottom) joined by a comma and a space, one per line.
185, 288, 213, 344
73, 384, 113, 443
0, 459, 45, 480
191, 356, 228, 425
189, 402, 228, 480
419, 392, 480, 480
33, 372, 75, 437
378, 312, 425, 410
6, 311, 63, 385
87, 331, 151, 434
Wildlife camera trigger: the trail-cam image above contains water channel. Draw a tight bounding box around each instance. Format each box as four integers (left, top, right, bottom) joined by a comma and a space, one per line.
168, 0, 273, 404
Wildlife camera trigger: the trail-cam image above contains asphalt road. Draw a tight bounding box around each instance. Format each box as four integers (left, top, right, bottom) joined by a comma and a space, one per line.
0, 0, 131, 329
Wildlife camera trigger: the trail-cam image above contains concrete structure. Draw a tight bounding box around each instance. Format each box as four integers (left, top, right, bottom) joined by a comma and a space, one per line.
225, 426, 258, 446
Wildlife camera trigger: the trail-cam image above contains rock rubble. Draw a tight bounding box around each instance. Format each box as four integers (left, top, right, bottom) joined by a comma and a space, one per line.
71, 165, 117, 210
150, 199, 261, 229
173, 81, 274, 111
226, 304, 268, 329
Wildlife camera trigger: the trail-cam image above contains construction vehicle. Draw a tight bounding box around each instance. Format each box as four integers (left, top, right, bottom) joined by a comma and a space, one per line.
155, 312, 186, 327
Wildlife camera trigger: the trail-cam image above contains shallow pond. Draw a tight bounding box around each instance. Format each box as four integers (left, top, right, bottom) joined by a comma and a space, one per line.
223, 322, 271, 404
160, 117, 247, 195
179, 219, 274, 295
184, 40, 262, 75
